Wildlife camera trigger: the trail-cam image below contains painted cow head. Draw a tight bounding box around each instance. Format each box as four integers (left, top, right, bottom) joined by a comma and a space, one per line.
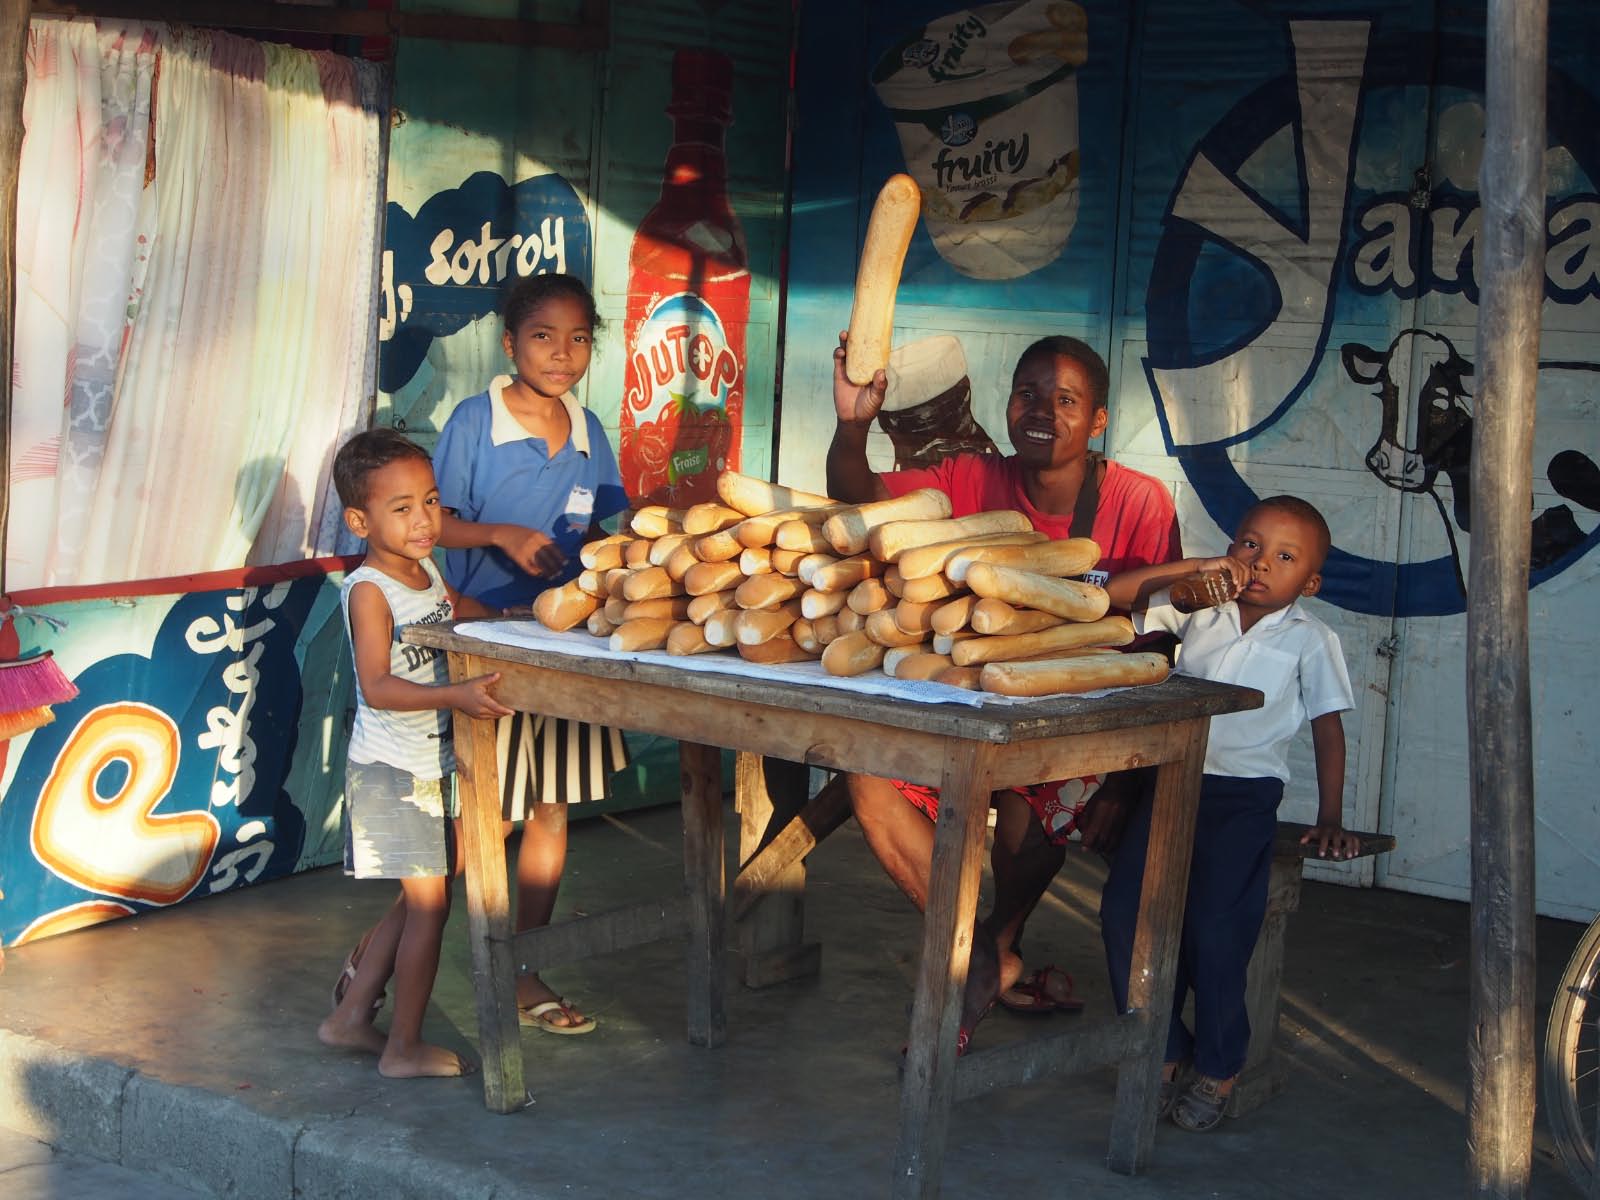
1341, 330, 1475, 525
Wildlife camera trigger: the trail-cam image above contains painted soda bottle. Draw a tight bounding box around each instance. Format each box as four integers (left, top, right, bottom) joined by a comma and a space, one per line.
620, 49, 749, 505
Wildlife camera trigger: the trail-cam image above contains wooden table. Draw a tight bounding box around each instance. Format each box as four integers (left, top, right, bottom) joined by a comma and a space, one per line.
404, 622, 1259, 1198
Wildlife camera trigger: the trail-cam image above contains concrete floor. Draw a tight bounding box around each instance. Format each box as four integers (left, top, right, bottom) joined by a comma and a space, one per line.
0, 799, 1589, 1199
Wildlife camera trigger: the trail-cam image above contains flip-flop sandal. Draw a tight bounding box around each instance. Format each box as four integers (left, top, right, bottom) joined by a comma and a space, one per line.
1158, 1060, 1192, 1119
519, 999, 597, 1035
999, 965, 1085, 1014
332, 947, 385, 1016
1170, 1074, 1233, 1131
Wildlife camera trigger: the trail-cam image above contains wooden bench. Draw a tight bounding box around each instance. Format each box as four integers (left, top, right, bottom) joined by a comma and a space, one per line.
731, 773, 1394, 1115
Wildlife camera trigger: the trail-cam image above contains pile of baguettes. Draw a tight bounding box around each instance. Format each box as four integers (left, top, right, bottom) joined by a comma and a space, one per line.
529, 471, 1171, 699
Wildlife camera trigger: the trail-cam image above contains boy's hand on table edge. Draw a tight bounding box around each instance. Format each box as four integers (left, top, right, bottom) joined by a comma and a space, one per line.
1299, 823, 1360, 860
453, 672, 513, 721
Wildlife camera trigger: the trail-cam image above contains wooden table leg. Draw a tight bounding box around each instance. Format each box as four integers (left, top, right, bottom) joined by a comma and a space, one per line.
893, 740, 997, 1199
734, 754, 823, 988
450, 654, 526, 1113
679, 741, 726, 1048
1107, 717, 1208, 1172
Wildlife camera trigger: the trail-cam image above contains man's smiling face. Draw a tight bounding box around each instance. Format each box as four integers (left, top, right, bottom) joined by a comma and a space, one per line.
1005, 350, 1108, 472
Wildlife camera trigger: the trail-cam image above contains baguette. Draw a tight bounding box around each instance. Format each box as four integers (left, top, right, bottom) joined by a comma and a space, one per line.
821, 630, 887, 676
603, 595, 630, 624
931, 630, 980, 656
622, 595, 693, 622
865, 608, 928, 648
576, 569, 609, 598
665, 542, 701, 582
847, 578, 892, 614
970, 598, 1065, 637
950, 616, 1137, 667
702, 610, 740, 647
869, 511, 1036, 564
692, 528, 745, 562
801, 588, 848, 619
792, 618, 822, 654
580, 534, 632, 571
532, 581, 598, 632
844, 173, 921, 385
934, 665, 983, 690
835, 607, 867, 635
735, 600, 804, 645
682, 502, 746, 535
898, 572, 962, 603
773, 519, 836, 554
735, 574, 805, 610
886, 650, 955, 681
980, 652, 1171, 697
797, 553, 839, 586
630, 506, 687, 538
822, 488, 952, 556
738, 633, 819, 665
686, 588, 739, 625
964, 562, 1111, 623
609, 616, 677, 652
586, 609, 618, 638
622, 566, 683, 602
946, 536, 1101, 583
738, 505, 840, 549
715, 470, 834, 517
684, 560, 746, 596
931, 595, 978, 637
810, 554, 883, 593
604, 568, 632, 597
648, 532, 696, 566
624, 538, 655, 568
894, 530, 1048, 579
769, 547, 806, 576
666, 622, 716, 656
893, 599, 939, 636
811, 614, 841, 645
739, 546, 775, 576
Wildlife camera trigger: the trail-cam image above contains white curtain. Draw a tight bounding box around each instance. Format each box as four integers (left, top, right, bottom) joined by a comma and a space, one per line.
8, 18, 383, 589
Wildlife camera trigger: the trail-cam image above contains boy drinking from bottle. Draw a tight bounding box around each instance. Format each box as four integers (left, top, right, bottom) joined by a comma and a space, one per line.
1101, 494, 1360, 1129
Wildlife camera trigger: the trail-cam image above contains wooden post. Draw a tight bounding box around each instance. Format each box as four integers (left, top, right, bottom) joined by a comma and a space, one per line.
679, 740, 726, 1048
1468, 1, 1546, 1195
0, 0, 31, 594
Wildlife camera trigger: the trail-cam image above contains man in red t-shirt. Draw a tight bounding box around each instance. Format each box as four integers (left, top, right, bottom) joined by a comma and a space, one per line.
828, 331, 1189, 1049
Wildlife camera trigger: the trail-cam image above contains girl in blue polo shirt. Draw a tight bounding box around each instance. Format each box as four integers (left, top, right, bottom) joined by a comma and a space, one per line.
433, 273, 628, 1036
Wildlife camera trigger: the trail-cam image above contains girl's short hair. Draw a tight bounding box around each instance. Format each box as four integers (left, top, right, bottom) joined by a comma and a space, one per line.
333, 427, 430, 508
502, 273, 601, 334
1015, 336, 1110, 410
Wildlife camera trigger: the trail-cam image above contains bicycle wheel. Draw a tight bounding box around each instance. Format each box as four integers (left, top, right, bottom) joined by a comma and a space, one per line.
1543, 913, 1600, 1192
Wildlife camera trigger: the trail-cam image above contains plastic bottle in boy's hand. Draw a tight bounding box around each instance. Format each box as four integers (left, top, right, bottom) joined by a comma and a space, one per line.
1169, 568, 1240, 612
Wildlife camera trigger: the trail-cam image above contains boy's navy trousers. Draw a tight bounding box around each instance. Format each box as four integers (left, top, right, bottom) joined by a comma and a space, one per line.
1100, 774, 1284, 1080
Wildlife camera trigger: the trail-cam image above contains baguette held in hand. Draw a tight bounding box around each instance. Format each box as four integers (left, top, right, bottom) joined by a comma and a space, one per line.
980, 652, 1171, 697
844, 173, 921, 386
964, 561, 1110, 623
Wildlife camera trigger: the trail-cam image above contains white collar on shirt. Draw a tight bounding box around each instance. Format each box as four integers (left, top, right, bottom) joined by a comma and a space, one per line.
487, 375, 591, 455
1232, 597, 1311, 634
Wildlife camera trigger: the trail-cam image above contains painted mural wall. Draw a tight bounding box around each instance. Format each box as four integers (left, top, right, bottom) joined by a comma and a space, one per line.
780, 0, 1600, 920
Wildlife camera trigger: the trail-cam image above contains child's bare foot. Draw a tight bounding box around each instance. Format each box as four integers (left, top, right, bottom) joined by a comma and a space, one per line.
378, 1042, 477, 1078
317, 1013, 388, 1056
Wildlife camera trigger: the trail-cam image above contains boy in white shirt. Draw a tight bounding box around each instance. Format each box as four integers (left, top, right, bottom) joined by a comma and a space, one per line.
1100, 495, 1360, 1131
